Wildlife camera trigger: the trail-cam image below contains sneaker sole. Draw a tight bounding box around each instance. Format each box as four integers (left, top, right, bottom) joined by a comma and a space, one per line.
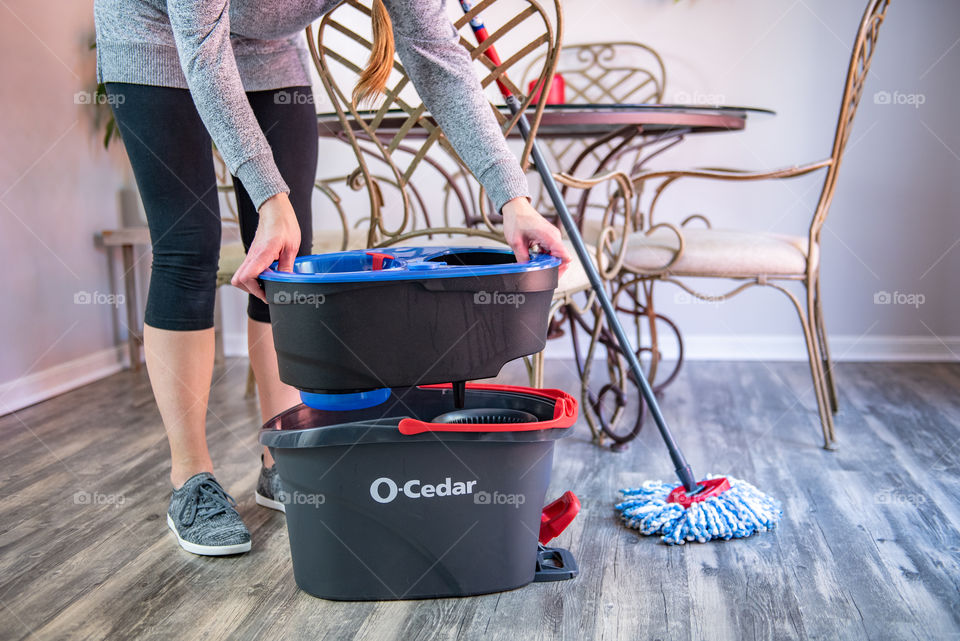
255, 491, 286, 513
166, 514, 252, 556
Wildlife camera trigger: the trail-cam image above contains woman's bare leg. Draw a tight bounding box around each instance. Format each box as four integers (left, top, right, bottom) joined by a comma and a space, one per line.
143, 324, 216, 488
247, 318, 300, 467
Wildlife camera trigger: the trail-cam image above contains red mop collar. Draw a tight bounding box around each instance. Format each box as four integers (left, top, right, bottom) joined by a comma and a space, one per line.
667, 477, 732, 508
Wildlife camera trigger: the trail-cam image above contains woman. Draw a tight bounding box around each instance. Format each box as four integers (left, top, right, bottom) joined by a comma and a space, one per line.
95, 0, 570, 556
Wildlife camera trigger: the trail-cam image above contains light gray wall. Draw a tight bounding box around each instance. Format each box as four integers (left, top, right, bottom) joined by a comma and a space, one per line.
2, 1, 958, 413
587, 0, 960, 349
0, 0, 132, 403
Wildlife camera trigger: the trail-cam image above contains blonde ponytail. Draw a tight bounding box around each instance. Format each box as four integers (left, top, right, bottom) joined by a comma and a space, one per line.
352, 0, 395, 106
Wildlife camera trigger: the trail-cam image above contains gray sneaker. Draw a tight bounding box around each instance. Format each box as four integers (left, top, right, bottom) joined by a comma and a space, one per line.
255, 457, 286, 513
166, 473, 251, 556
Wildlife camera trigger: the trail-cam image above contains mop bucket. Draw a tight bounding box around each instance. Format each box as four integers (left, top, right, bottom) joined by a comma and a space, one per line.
259, 383, 580, 600
258, 247, 560, 393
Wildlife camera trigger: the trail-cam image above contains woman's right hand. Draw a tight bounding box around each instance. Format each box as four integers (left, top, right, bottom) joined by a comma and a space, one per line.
231, 192, 301, 303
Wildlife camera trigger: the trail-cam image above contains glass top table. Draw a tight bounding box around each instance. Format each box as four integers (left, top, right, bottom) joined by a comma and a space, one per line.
317, 103, 775, 139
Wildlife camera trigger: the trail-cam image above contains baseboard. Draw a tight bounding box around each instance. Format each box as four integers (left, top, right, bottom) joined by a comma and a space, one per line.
224, 329, 959, 363
2, 333, 955, 417
543, 334, 960, 362
0, 345, 128, 416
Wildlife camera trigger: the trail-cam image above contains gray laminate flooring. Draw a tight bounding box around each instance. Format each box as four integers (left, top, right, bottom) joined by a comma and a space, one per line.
1, 359, 958, 641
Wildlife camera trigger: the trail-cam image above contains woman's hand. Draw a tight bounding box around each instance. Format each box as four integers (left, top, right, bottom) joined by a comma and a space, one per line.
501, 197, 571, 275
231, 192, 301, 303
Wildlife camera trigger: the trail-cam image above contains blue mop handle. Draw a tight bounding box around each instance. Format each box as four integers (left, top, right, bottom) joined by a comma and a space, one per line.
459, 0, 699, 492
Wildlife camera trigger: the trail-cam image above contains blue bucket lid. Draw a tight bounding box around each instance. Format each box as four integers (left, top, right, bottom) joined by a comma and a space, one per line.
258, 246, 560, 284
300, 388, 393, 411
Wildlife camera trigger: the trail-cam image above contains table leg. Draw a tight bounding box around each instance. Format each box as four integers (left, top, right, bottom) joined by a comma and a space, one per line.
121, 244, 142, 371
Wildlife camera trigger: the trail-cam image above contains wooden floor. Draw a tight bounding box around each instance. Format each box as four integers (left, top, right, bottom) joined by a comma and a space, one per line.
1, 358, 958, 641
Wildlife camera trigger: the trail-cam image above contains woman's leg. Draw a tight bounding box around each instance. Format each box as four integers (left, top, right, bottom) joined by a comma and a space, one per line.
247, 319, 297, 431
107, 83, 222, 489
143, 326, 215, 486
233, 87, 318, 465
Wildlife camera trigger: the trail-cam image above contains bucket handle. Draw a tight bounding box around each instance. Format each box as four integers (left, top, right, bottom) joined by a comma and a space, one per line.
397, 384, 577, 435
539, 490, 580, 544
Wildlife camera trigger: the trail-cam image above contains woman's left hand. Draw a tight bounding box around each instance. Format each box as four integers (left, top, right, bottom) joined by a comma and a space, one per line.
501, 197, 571, 275
232, 192, 301, 303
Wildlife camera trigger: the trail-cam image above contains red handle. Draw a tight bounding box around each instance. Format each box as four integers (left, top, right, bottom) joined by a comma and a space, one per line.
539, 491, 580, 544
397, 383, 577, 435
366, 251, 392, 271
471, 25, 511, 96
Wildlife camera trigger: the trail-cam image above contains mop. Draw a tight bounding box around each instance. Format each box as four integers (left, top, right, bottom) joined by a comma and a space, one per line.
457, 1, 782, 544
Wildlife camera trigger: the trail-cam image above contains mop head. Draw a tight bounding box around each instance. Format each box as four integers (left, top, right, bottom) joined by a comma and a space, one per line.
615, 475, 782, 545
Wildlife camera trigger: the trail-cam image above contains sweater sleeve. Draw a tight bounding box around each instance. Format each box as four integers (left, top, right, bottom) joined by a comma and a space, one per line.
381, 0, 530, 213
166, 0, 289, 210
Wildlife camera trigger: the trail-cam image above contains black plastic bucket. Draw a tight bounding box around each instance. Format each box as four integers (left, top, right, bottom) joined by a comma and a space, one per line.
259, 383, 578, 600
257, 247, 560, 393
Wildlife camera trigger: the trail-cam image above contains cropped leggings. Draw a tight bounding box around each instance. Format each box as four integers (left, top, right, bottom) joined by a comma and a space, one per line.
105, 83, 317, 330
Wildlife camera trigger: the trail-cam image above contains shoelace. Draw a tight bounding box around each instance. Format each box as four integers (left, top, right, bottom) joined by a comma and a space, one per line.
178, 479, 239, 527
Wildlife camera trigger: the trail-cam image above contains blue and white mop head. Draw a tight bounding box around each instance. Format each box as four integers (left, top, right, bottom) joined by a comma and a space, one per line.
615, 475, 782, 545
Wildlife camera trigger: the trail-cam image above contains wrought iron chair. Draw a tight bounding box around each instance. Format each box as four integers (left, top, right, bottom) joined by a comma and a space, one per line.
615, 0, 892, 448
520, 41, 668, 214
517, 41, 690, 448
306, 0, 634, 391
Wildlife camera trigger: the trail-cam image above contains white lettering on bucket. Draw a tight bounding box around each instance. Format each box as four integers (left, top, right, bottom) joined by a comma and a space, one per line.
370, 477, 398, 503
369, 477, 478, 504
403, 479, 421, 498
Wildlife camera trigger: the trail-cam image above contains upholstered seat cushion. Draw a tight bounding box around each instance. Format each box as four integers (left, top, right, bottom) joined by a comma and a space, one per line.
623, 227, 818, 277
577, 218, 609, 247
555, 240, 595, 297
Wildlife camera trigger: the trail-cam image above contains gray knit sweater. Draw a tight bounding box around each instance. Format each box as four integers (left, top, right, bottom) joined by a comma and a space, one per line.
93, 0, 529, 211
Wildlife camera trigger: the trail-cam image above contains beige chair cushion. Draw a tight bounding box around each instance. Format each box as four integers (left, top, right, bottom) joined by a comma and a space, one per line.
555, 239, 595, 297
623, 227, 818, 277
576, 218, 607, 247
217, 228, 366, 286
217, 242, 246, 287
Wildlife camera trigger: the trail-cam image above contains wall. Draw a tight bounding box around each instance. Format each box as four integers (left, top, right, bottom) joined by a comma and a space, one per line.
0, 0, 134, 413
2, 0, 958, 415
556, 0, 960, 362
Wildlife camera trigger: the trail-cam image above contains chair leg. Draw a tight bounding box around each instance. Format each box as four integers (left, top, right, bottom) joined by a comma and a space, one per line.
779, 284, 835, 449
621, 279, 659, 385
642, 280, 661, 386
531, 350, 546, 389
245, 364, 257, 399
813, 278, 839, 414
805, 285, 836, 447
522, 354, 535, 387
577, 303, 607, 443
213, 288, 225, 366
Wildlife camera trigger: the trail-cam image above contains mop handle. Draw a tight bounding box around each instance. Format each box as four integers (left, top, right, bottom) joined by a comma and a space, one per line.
458, 0, 698, 492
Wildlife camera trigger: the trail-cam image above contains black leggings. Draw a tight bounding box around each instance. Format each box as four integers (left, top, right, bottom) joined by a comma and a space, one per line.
106, 83, 317, 330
